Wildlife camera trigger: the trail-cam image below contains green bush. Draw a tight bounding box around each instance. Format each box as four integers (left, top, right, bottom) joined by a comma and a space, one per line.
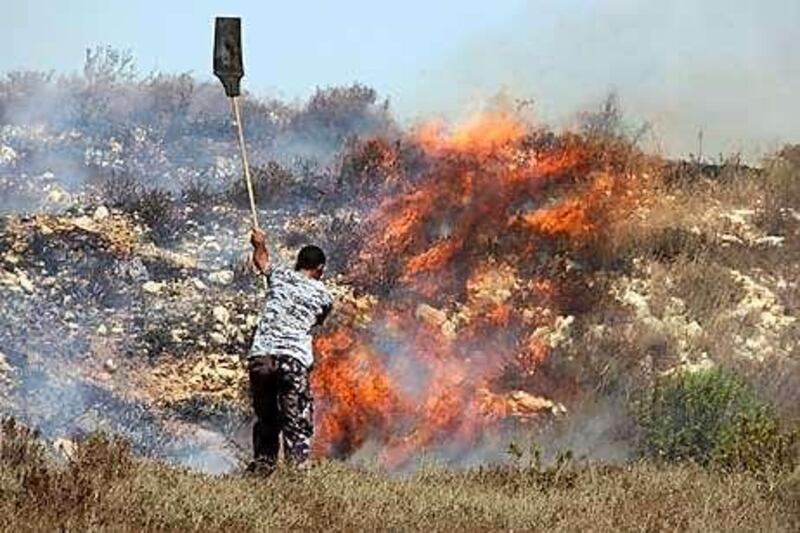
638, 368, 796, 473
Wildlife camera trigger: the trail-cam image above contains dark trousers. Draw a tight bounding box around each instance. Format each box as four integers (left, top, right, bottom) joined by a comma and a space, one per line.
248, 355, 314, 469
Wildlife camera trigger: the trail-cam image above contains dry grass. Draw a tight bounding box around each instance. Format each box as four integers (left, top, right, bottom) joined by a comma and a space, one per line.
755, 146, 800, 235
574, 148, 799, 428
669, 257, 746, 322
602, 148, 797, 271
0, 420, 797, 531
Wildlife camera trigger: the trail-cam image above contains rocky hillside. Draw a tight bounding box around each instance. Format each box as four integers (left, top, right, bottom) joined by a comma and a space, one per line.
0, 63, 798, 473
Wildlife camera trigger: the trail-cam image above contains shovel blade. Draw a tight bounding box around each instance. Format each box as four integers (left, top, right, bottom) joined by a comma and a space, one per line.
213, 17, 244, 97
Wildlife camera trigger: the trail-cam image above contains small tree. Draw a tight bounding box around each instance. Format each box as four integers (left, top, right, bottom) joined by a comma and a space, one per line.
83, 46, 136, 86
578, 92, 650, 145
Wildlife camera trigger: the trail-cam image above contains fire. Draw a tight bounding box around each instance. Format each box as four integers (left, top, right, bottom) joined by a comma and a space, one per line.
416, 112, 526, 154
516, 172, 609, 239
312, 329, 409, 457
312, 112, 643, 467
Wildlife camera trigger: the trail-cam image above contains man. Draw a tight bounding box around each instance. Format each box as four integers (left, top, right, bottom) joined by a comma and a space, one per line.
247, 227, 333, 472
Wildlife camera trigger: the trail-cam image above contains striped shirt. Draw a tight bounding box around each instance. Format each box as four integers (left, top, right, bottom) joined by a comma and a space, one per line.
249, 264, 333, 368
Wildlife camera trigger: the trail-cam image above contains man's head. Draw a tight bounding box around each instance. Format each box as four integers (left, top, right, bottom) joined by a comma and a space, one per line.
295, 245, 326, 279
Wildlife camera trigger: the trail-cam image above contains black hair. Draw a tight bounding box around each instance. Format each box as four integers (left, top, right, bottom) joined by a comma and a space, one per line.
295, 245, 326, 271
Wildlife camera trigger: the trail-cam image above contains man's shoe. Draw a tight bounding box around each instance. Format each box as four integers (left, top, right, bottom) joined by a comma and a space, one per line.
246, 459, 276, 476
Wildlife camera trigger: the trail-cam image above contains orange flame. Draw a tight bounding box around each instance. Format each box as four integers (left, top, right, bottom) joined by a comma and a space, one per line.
312, 112, 643, 467
416, 112, 526, 155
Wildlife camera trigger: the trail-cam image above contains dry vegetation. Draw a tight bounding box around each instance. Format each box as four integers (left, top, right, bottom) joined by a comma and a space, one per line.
1, 421, 798, 531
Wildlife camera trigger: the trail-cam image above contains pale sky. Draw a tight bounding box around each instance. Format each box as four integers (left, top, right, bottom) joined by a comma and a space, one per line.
3, 0, 799, 159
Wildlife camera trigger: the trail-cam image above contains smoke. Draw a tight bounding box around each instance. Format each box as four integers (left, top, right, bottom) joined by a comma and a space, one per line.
12, 369, 243, 475
0, 60, 396, 216
534, 398, 633, 465
344, 399, 634, 473
0, 246, 244, 474
398, 0, 800, 161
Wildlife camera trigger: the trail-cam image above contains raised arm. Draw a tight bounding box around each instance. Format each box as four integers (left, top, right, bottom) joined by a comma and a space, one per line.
250, 227, 271, 274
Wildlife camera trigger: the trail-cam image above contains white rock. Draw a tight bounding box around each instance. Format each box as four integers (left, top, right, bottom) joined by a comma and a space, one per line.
534, 315, 575, 349
719, 234, 744, 245
216, 367, 239, 383
142, 281, 163, 294
54, 438, 76, 460
16, 271, 34, 293
441, 320, 458, 340
722, 209, 755, 225
212, 305, 230, 325
47, 187, 67, 203
589, 324, 606, 337
93, 205, 110, 221
0, 145, 17, 166
209, 332, 227, 345
620, 287, 650, 319
192, 278, 208, 291
209, 270, 234, 286
72, 216, 94, 230
554, 314, 574, 333
415, 303, 447, 327
104, 358, 117, 373
685, 321, 703, 339
245, 314, 260, 329
754, 236, 785, 247
0, 351, 11, 374
96, 324, 108, 335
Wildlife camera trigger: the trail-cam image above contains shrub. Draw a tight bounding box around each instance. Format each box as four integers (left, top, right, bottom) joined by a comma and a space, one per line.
180, 178, 216, 209
99, 172, 141, 211
135, 187, 178, 244
227, 160, 295, 208
289, 83, 395, 147
99, 174, 179, 244
638, 368, 796, 473
756, 144, 800, 235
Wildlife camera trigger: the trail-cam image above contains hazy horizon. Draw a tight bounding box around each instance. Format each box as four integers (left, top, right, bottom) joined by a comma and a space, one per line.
3, 0, 798, 161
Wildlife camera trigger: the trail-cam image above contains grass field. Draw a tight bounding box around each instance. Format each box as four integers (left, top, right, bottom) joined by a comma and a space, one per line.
1, 426, 798, 531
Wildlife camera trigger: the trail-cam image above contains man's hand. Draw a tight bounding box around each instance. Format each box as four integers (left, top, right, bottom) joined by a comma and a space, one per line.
251, 227, 267, 249
250, 227, 270, 274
